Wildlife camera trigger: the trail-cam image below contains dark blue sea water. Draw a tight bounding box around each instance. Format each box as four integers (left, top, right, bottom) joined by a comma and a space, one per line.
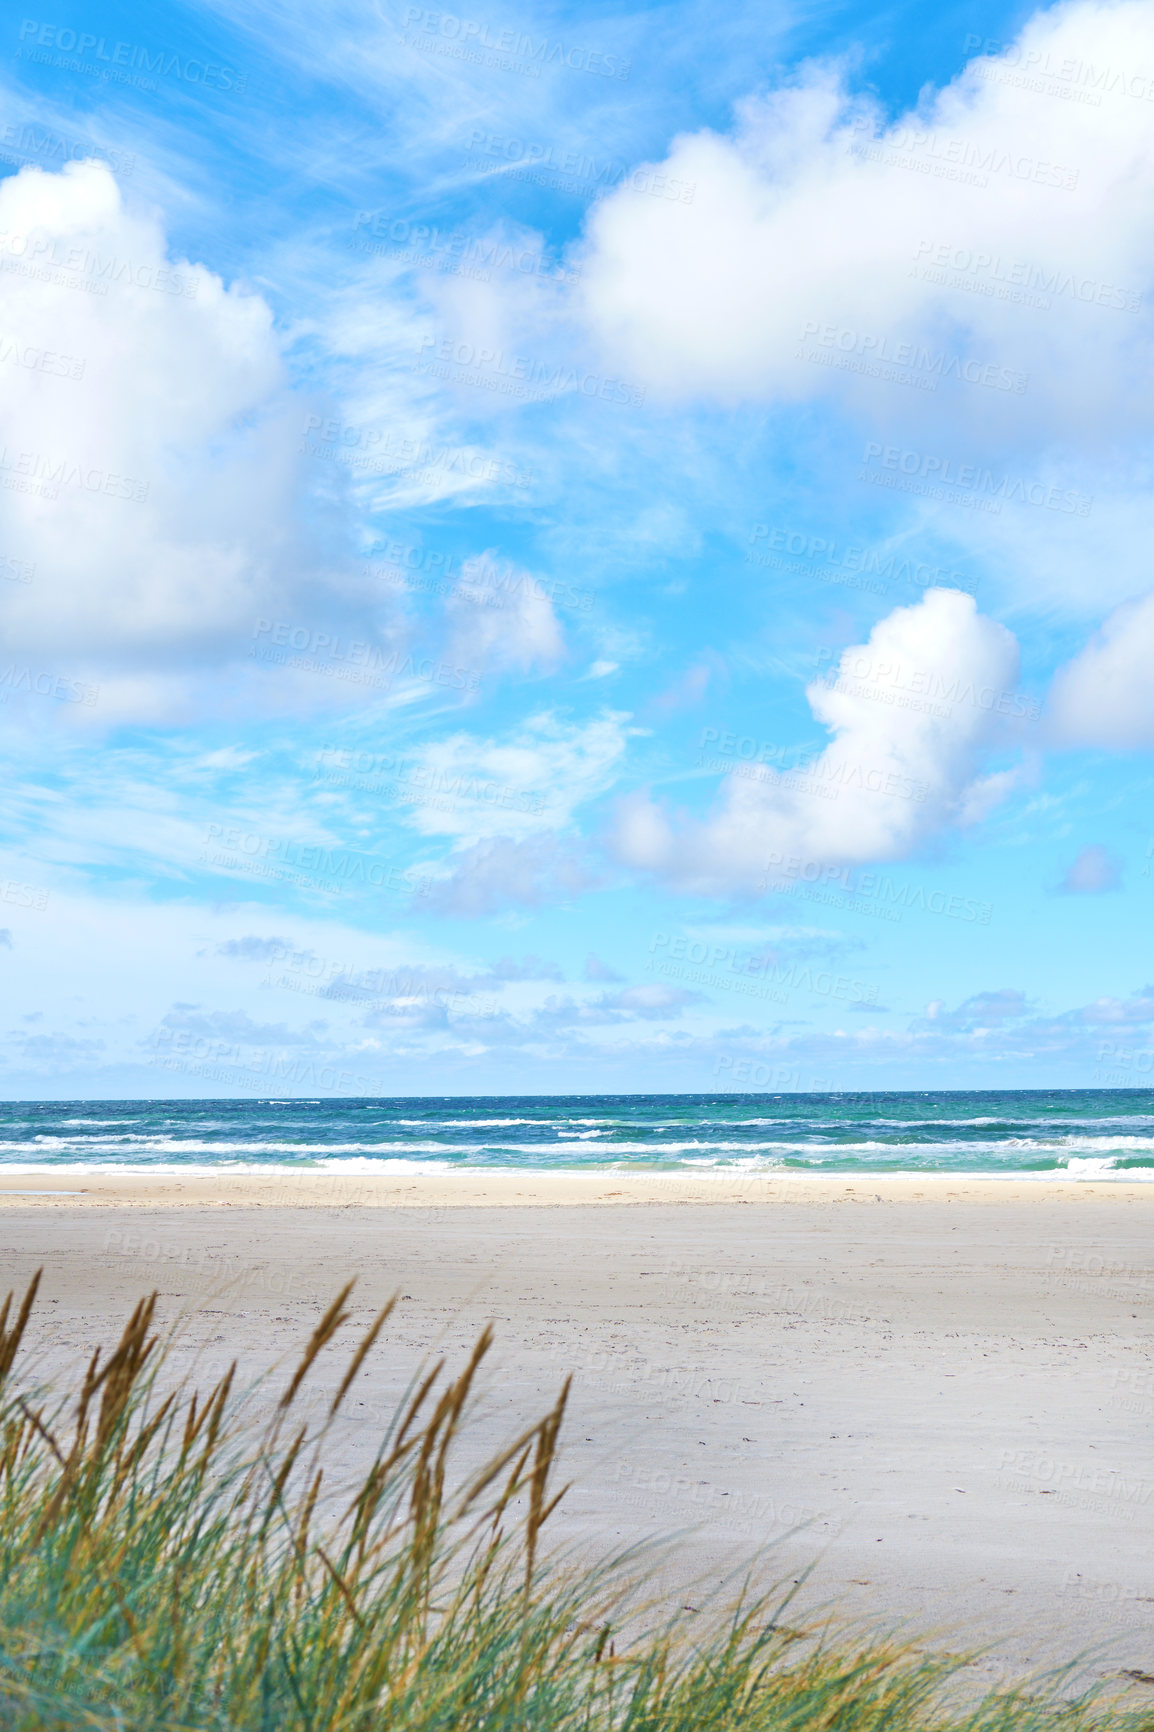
0, 1092, 1152, 1178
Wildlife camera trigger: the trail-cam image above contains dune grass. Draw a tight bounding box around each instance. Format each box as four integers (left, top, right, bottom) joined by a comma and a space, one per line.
0, 1272, 1149, 1731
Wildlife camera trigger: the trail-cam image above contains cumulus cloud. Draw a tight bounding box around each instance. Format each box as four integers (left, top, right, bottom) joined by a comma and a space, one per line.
1048, 589, 1154, 746
1059, 844, 1122, 893
612, 588, 1023, 893
0, 161, 326, 684
579, 1, 1154, 440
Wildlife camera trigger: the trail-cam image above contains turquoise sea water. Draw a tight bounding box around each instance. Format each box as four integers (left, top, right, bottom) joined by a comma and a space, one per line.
0, 1092, 1152, 1178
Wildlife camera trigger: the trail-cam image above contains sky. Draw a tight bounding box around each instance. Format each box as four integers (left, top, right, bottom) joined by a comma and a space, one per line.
2, 0, 1154, 1098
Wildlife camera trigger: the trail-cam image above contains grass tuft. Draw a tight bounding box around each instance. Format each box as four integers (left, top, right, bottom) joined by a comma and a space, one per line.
0, 1271, 1148, 1730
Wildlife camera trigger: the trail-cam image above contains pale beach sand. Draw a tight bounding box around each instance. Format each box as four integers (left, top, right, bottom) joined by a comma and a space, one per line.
3, 1173, 1153, 1685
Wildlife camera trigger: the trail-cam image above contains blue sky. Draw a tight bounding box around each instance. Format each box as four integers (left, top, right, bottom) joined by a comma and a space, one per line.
2, 0, 1154, 1097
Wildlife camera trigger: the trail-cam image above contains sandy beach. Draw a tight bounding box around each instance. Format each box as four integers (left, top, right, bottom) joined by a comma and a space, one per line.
3, 1173, 1153, 1686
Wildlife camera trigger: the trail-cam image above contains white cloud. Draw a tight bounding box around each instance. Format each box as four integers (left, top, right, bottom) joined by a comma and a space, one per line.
1059, 843, 1122, 892
0, 161, 321, 681
579, 1, 1154, 441
400, 710, 629, 839
1048, 587, 1154, 746
444, 555, 565, 676
611, 588, 1022, 893
421, 832, 593, 916
595, 983, 704, 1017
918, 988, 1030, 1030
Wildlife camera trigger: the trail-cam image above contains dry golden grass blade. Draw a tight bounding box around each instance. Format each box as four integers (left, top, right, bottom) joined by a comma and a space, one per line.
197, 1362, 236, 1466
525, 1376, 571, 1596
32, 1295, 161, 1538
342, 1356, 446, 1552
280, 1279, 356, 1410
455, 1420, 551, 1516
428, 1325, 493, 1517
115, 1390, 177, 1480
258, 1423, 308, 1536
295, 1467, 323, 1558
391, 1359, 444, 1453
15, 1399, 67, 1468
0, 1267, 42, 1390
316, 1545, 365, 1629
92, 1293, 159, 1456
179, 1390, 201, 1459
329, 1294, 397, 1418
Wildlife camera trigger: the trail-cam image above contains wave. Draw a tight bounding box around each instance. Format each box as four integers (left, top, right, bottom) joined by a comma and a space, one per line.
2, 1158, 1153, 1182
6, 1130, 1154, 1156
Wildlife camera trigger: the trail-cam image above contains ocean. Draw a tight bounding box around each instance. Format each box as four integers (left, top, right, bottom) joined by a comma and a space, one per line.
0, 1090, 1152, 1179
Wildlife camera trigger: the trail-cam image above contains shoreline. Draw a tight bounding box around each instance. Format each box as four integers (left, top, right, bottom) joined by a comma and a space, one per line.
2, 1169, 1154, 1205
